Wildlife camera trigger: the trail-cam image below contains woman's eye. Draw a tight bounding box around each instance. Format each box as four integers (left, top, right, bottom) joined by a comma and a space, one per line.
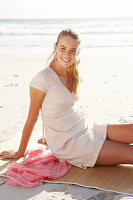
70, 50, 76, 53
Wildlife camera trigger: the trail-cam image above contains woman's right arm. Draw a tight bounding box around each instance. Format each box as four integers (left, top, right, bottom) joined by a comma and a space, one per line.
0, 86, 46, 159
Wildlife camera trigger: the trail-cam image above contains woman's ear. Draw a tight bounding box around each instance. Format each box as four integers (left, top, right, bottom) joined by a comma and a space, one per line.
77, 48, 81, 56
54, 43, 57, 51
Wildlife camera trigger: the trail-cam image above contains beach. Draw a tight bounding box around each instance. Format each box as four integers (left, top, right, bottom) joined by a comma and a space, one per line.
0, 47, 133, 142
1, 17, 133, 200
0, 56, 45, 142
0, 47, 133, 199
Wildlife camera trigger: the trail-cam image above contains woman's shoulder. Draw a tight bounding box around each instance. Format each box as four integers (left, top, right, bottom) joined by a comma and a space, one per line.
29, 66, 50, 92
31, 66, 51, 82
37, 66, 50, 77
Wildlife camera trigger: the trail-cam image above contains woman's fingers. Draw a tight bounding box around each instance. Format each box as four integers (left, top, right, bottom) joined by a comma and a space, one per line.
0, 151, 9, 156
0, 150, 20, 159
0, 150, 23, 160
1, 154, 16, 159
0, 150, 14, 156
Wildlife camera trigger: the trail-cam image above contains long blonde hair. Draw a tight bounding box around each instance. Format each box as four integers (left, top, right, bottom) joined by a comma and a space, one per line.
47, 29, 81, 94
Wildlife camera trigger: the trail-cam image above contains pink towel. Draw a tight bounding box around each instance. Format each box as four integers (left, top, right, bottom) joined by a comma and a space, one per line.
6, 148, 71, 188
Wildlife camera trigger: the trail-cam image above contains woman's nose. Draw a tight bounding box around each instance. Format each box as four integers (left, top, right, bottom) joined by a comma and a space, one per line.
64, 51, 71, 56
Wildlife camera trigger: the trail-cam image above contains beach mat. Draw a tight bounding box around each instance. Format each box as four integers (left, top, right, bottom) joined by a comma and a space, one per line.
1, 135, 133, 194
54, 164, 133, 193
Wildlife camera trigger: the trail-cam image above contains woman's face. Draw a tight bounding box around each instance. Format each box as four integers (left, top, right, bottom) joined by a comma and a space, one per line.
54, 36, 80, 68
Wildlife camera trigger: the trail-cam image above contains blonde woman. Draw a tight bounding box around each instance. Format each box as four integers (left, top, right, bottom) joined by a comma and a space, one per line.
1, 29, 133, 168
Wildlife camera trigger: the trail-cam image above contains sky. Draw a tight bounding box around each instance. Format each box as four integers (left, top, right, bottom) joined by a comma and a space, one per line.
0, 0, 133, 19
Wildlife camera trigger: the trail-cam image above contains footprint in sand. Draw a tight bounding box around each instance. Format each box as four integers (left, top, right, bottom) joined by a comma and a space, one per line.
112, 74, 118, 78
4, 84, 18, 87
118, 117, 128, 123
13, 74, 18, 77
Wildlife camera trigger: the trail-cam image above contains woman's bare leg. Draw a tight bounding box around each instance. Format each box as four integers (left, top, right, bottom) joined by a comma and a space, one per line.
96, 124, 133, 165
96, 140, 133, 165
107, 124, 133, 144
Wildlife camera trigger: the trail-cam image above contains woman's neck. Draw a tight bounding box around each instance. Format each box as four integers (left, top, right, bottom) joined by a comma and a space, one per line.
50, 60, 68, 76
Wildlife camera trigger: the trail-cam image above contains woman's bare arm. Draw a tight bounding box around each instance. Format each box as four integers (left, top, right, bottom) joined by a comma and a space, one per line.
0, 87, 46, 159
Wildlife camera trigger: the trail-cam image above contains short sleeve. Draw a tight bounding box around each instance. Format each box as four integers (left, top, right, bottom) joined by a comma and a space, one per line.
29, 71, 47, 93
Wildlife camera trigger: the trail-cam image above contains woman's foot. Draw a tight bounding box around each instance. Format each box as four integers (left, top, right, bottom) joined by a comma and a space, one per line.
37, 138, 47, 145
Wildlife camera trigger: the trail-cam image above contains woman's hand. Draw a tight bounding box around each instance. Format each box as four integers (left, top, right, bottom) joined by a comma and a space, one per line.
0, 150, 23, 160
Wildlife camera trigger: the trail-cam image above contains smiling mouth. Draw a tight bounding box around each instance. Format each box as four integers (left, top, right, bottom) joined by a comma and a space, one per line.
61, 58, 71, 63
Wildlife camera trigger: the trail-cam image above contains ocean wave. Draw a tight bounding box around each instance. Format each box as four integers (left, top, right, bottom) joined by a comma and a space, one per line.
1, 18, 133, 36
83, 44, 133, 48
1, 43, 133, 48
1, 30, 133, 36
0, 32, 57, 36
1, 18, 133, 56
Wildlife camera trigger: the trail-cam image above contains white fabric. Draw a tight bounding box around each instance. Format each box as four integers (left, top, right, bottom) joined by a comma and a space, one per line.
29, 66, 107, 168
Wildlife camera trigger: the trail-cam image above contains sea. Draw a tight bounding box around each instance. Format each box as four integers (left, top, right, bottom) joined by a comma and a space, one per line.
0, 18, 133, 57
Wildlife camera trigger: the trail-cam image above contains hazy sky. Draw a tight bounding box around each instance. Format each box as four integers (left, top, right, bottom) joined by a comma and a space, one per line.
0, 0, 133, 19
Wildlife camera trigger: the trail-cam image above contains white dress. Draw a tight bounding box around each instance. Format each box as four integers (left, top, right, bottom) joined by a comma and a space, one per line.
30, 66, 107, 169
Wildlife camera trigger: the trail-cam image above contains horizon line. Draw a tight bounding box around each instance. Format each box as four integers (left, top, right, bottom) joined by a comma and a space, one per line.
0, 17, 133, 20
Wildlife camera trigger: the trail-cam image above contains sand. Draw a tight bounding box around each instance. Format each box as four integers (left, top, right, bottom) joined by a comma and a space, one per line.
0, 47, 133, 199
1, 180, 133, 200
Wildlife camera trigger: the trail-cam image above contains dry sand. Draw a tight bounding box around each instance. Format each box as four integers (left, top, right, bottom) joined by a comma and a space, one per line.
0, 47, 133, 199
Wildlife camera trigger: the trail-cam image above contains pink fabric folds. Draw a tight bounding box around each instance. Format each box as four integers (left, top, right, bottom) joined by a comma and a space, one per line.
6, 148, 71, 188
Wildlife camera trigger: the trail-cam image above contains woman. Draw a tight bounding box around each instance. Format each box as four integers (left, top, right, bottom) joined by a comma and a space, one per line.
1, 29, 133, 168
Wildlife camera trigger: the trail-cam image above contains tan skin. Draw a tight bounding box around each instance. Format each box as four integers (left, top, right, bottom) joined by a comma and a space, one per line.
1, 35, 133, 166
